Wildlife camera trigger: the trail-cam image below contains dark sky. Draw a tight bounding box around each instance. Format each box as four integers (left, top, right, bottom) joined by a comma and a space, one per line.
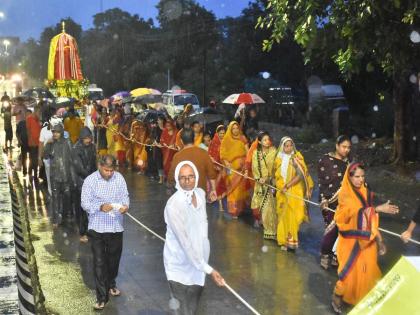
0, 0, 250, 41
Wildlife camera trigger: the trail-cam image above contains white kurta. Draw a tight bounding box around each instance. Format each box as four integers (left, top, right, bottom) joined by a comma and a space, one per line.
163, 188, 213, 286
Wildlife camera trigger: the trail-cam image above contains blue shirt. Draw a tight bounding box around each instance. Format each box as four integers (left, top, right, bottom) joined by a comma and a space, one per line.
81, 170, 129, 233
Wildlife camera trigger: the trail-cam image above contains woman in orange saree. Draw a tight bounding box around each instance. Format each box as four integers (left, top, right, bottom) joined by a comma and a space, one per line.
160, 119, 178, 180
175, 128, 184, 150
191, 121, 204, 146
332, 163, 399, 313
131, 120, 150, 173
112, 109, 127, 166
208, 125, 227, 210
220, 121, 249, 218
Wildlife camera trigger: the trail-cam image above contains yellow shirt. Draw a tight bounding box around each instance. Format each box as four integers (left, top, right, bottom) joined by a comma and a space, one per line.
64, 116, 83, 144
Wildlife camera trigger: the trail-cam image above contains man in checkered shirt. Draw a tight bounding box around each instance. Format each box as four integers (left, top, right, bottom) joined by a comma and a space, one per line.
81, 154, 129, 311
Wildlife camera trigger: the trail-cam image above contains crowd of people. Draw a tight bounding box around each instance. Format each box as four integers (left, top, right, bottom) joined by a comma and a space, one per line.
3, 96, 420, 314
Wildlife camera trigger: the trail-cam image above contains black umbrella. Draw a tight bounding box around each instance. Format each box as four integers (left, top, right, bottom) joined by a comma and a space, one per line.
184, 110, 224, 134
135, 109, 166, 123
11, 95, 36, 107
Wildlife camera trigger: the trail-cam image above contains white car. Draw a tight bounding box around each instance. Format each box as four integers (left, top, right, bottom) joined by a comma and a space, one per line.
162, 90, 201, 117
88, 87, 104, 101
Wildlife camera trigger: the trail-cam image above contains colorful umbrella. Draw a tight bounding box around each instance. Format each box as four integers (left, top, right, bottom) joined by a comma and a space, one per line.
110, 91, 130, 104
132, 94, 163, 104
130, 88, 161, 98
111, 91, 130, 99
222, 93, 265, 105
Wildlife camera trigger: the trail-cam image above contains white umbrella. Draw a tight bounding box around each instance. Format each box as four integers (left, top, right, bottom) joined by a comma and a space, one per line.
222, 93, 265, 105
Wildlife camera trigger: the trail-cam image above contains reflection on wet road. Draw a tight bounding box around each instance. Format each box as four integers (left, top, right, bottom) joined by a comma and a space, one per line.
21, 167, 420, 315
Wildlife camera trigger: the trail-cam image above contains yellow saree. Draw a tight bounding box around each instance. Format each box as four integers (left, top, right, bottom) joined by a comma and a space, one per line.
275, 138, 313, 248
251, 146, 277, 239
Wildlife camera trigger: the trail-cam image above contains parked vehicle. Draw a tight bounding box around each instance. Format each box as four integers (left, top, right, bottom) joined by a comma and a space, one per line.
308, 84, 350, 136
162, 90, 200, 117
88, 85, 104, 101
261, 86, 306, 126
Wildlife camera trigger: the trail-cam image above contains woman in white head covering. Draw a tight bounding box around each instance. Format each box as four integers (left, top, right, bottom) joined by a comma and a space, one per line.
163, 161, 224, 314
274, 136, 313, 251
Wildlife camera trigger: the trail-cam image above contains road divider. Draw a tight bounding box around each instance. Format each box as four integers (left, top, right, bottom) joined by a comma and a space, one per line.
4, 153, 47, 315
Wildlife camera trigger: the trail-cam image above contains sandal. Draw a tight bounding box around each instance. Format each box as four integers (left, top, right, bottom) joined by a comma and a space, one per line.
109, 287, 121, 296
331, 255, 339, 267
93, 302, 105, 311
331, 294, 343, 314
320, 254, 330, 270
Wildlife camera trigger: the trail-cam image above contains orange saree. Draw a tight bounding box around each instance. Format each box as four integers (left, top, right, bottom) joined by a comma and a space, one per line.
208, 131, 226, 198
160, 124, 178, 178
334, 165, 381, 305
220, 121, 249, 216
131, 121, 149, 172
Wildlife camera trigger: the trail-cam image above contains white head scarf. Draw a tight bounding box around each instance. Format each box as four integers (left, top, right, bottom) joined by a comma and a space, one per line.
278, 136, 295, 181
174, 160, 200, 205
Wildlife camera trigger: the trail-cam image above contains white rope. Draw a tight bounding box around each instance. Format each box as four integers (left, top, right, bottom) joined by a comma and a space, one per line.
126, 213, 166, 242
284, 190, 420, 245
213, 157, 420, 246
125, 212, 262, 315
101, 123, 420, 246
224, 283, 261, 315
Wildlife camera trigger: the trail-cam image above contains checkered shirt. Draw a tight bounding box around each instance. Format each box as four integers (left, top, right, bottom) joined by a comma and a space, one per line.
81, 170, 129, 233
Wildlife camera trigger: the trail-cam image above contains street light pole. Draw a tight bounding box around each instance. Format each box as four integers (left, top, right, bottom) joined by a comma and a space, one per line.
3, 40, 10, 74
3, 39, 10, 54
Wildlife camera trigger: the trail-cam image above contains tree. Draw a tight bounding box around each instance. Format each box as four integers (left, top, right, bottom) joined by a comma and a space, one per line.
215, 1, 306, 96
156, 0, 219, 104
81, 8, 155, 94
258, 0, 420, 162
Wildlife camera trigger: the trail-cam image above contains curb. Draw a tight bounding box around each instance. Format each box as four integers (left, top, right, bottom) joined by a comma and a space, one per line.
5, 156, 47, 314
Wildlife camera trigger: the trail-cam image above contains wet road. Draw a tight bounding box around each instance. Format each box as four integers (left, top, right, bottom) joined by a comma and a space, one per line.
16, 160, 420, 314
